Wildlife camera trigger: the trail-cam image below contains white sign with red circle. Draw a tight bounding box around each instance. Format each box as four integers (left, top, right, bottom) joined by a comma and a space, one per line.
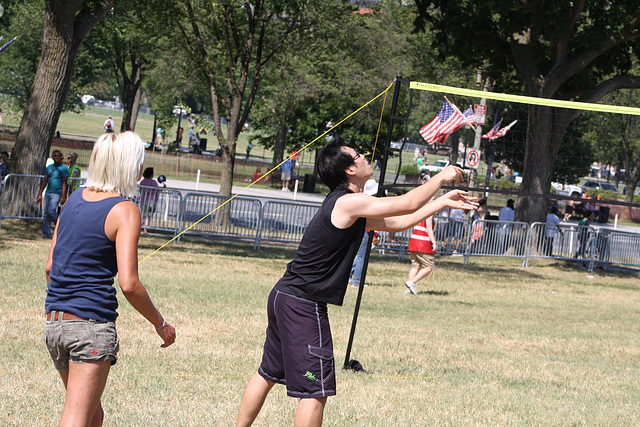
465, 148, 480, 170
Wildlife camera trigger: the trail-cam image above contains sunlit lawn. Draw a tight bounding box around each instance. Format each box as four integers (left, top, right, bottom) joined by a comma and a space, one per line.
1, 219, 639, 425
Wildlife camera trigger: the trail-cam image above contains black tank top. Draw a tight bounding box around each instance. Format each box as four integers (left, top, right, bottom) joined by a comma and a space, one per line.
275, 187, 366, 305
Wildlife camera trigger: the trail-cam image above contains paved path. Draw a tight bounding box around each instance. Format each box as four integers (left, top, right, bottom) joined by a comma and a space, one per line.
163, 178, 327, 204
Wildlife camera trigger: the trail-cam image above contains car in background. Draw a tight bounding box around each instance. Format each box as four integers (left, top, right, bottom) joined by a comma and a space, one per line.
582, 180, 619, 194
420, 158, 463, 175
551, 182, 583, 197
81, 94, 95, 104
173, 105, 189, 116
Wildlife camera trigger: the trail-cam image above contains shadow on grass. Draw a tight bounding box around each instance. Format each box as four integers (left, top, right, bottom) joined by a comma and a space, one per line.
0, 219, 43, 245
419, 290, 450, 296
138, 234, 297, 261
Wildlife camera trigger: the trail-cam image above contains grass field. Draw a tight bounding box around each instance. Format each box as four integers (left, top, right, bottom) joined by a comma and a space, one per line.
1, 219, 639, 425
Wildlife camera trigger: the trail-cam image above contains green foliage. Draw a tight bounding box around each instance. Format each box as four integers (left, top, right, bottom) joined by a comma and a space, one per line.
496, 177, 519, 191
413, 1, 640, 96
0, 0, 109, 113
400, 164, 420, 176
0, 0, 45, 110
582, 84, 640, 200
587, 189, 620, 202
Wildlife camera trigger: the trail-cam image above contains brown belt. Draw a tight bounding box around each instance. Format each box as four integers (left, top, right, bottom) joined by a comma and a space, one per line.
47, 311, 86, 321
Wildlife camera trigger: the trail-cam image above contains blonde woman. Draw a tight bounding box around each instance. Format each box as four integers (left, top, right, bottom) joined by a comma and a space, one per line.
44, 132, 176, 427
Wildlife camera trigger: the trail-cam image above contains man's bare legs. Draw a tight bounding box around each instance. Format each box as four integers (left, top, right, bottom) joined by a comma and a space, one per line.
237, 372, 327, 427
237, 372, 275, 426
58, 361, 111, 427
294, 397, 327, 427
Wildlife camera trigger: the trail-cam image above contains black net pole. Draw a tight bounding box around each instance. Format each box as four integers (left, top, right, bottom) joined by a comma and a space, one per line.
342, 77, 405, 370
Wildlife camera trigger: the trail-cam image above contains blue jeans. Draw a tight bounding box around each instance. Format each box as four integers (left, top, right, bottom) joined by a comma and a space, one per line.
42, 192, 61, 237
349, 232, 370, 285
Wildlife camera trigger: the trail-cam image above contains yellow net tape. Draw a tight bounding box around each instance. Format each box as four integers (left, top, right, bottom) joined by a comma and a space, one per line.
410, 81, 640, 116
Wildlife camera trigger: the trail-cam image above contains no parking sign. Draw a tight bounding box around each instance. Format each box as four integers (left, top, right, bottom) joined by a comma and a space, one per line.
465, 148, 480, 170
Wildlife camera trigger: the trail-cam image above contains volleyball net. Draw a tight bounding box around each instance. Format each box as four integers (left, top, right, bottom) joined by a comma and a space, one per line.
374, 78, 640, 218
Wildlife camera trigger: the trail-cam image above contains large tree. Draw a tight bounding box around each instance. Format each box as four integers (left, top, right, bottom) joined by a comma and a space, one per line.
414, 0, 640, 222
584, 88, 640, 221
250, 0, 415, 169
11, 0, 115, 175
163, 0, 309, 201
86, 0, 162, 132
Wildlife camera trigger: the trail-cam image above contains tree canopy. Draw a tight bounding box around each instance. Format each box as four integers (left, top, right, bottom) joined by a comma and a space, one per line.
414, 0, 640, 222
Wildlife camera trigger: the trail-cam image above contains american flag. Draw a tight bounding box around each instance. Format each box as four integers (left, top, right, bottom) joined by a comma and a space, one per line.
481, 119, 502, 140
482, 119, 517, 140
419, 101, 474, 145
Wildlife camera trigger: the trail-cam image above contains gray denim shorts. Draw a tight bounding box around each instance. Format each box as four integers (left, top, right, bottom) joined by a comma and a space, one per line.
44, 315, 119, 372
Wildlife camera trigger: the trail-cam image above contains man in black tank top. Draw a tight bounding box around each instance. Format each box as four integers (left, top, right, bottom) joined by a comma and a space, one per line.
237, 139, 478, 426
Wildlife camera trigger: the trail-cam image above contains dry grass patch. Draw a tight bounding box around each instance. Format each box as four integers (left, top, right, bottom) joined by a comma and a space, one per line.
1, 220, 639, 425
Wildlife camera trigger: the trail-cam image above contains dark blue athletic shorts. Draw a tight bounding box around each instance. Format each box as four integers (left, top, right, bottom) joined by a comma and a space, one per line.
258, 288, 336, 398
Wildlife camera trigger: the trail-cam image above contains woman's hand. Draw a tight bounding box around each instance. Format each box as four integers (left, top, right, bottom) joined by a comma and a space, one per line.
156, 321, 176, 348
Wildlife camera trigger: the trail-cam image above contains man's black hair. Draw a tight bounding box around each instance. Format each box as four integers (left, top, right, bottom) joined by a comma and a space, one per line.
316, 137, 355, 191
143, 167, 154, 179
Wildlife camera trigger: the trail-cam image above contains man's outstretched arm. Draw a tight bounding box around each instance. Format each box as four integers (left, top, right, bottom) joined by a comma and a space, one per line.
367, 190, 478, 232
332, 166, 465, 229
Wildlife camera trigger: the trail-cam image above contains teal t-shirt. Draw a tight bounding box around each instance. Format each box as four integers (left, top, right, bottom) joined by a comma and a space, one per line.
44, 163, 69, 194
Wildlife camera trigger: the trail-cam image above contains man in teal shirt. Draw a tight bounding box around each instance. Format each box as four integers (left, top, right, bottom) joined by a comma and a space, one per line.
36, 150, 69, 237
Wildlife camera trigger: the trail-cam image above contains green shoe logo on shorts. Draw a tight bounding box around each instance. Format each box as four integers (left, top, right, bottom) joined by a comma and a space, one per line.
303, 371, 318, 382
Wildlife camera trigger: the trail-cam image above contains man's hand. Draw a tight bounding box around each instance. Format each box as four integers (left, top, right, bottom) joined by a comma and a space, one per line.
442, 190, 479, 210
435, 165, 465, 186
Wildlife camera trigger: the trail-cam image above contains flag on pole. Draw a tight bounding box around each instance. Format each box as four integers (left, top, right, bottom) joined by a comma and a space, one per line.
482, 119, 517, 140
492, 120, 517, 139
481, 119, 502, 140
419, 100, 473, 145
0, 36, 17, 54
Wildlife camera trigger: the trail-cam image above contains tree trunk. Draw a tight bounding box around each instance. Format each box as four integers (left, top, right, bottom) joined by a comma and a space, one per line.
11, 0, 114, 175
129, 86, 141, 131
449, 132, 459, 165
272, 125, 287, 168
516, 105, 571, 223
120, 56, 143, 132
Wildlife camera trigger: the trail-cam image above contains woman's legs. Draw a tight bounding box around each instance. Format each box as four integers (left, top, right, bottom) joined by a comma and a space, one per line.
59, 361, 111, 427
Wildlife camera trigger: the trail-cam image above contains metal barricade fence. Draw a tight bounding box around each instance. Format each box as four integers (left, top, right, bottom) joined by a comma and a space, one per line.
375, 228, 412, 259
178, 192, 262, 244
462, 219, 531, 266
0, 174, 44, 230
594, 228, 640, 274
527, 222, 598, 268
2, 175, 639, 275
135, 185, 183, 236
257, 201, 320, 250
434, 215, 471, 255
67, 177, 87, 195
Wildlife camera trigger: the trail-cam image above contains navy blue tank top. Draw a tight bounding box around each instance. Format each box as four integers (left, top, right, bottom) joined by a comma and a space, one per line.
45, 189, 127, 322
275, 187, 366, 306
